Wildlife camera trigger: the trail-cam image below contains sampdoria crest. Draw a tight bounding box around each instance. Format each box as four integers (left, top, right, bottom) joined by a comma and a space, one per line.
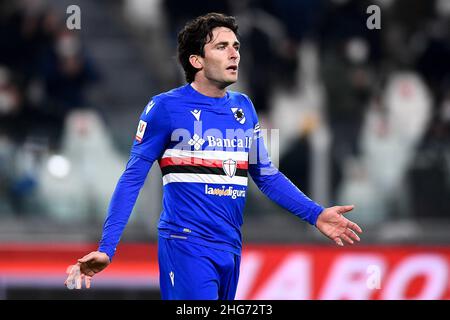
222, 159, 237, 178
231, 107, 246, 124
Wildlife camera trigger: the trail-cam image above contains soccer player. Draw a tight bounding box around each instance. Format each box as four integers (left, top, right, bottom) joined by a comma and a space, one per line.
65, 13, 362, 299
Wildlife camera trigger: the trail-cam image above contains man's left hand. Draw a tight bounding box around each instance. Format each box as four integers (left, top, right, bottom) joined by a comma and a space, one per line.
316, 205, 362, 246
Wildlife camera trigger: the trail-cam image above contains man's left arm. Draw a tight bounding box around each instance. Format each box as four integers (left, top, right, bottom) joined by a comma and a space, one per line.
248, 121, 362, 246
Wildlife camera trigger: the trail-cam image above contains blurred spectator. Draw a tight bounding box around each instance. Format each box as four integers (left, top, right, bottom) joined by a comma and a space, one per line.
337, 157, 386, 225
236, 5, 291, 116
37, 110, 125, 222
407, 92, 450, 219
0, 0, 448, 240
163, 0, 231, 39
321, 37, 374, 199
0, 136, 16, 216
359, 72, 432, 220
0, 0, 100, 151
0, 66, 24, 142
259, 0, 323, 42
40, 29, 99, 111
322, 38, 373, 155
416, 20, 450, 105
280, 118, 315, 197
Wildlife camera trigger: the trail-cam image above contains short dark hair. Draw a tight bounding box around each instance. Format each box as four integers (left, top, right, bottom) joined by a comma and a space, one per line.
177, 13, 239, 83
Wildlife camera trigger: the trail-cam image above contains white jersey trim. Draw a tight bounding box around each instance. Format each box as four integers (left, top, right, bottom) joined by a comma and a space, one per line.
162, 173, 248, 186
162, 149, 248, 162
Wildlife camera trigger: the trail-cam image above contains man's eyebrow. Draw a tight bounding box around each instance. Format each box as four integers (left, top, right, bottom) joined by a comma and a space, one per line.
214, 41, 240, 47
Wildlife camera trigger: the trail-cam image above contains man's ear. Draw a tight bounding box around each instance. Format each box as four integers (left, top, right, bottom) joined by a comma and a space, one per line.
189, 55, 203, 70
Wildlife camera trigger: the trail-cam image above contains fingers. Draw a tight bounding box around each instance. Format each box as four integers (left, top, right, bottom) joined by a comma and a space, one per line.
65, 263, 93, 289
76, 271, 83, 289
340, 233, 354, 245
65, 251, 103, 290
66, 264, 75, 274
333, 227, 362, 247
65, 264, 78, 283
83, 269, 96, 277
338, 206, 363, 234
345, 228, 361, 242
334, 237, 344, 246
78, 252, 98, 277
79, 261, 96, 277
85, 276, 92, 289
337, 205, 355, 214
66, 262, 81, 274
348, 221, 363, 234
78, 252, 96, 264
65, 264, 81, 290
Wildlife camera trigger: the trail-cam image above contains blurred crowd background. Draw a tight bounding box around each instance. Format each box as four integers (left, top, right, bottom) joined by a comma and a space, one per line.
0, 0, 449, 247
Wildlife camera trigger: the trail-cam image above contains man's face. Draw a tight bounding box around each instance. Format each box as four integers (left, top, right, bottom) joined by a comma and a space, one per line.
197, 27, 240, 87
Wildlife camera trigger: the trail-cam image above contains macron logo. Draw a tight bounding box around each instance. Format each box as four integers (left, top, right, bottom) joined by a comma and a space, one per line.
190, 109, 201, 121
146, 100, 155, 115
169, 271, 175, 287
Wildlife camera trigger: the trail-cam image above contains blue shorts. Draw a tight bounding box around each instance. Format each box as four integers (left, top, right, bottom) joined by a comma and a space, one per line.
158, 235, 241, 300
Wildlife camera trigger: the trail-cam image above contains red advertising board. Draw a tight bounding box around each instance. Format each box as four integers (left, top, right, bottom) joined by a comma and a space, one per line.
236, 245, 450, 300
0, 243, 449, 299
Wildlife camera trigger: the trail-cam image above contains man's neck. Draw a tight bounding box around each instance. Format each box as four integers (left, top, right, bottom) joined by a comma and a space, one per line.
191, 80, 227, 98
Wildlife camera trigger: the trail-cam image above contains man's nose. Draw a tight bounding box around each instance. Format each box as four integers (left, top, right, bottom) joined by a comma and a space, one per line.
229, 48, 239, 60
228, 46, 239, 59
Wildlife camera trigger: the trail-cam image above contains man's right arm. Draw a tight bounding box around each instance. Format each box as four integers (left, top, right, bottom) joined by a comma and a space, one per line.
65, 155, 152, 289
98, 155, 152, 260
97, 98, 172, 261
65, 97, 172, 289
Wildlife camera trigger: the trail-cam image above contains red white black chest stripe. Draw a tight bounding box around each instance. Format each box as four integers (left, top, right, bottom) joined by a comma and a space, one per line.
158, 149, 249, 186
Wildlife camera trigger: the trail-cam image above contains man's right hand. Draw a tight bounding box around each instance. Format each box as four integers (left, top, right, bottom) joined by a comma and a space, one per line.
65, 251, 110, 289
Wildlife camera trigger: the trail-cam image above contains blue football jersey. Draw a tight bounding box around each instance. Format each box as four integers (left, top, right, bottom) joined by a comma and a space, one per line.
99, 84, 323, 260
